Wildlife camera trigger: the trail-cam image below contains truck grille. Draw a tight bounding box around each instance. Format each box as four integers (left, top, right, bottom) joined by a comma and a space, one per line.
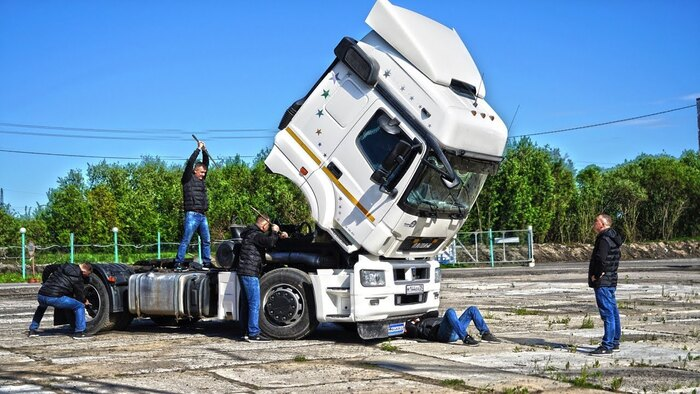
393, 264, 430, 283
395, 292, 427, 305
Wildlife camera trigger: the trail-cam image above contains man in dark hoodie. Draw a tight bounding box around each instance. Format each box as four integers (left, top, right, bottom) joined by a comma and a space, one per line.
404, 306, 500, 345
175, 140, 211, 271
237, 213, 288, 342
28, 263, 93, 339
588, 213, 624, 356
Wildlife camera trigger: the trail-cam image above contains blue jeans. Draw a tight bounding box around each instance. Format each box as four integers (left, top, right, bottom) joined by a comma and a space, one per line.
437, 306, 490, 343
594, 287, 621, 349
175, 211, 211, 265
239, 275, 261, 337
29, 294, 87, 333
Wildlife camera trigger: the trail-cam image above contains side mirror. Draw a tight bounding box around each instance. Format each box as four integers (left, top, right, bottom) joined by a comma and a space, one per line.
371, 140, 413, 197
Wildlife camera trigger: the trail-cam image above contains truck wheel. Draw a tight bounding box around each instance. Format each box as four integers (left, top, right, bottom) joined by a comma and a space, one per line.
84, 273, 113, 334
259, 268, 318, 340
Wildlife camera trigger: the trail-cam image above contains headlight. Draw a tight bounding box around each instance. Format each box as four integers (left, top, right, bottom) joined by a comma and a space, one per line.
360, 270, 386, 287
435, 267, 441, 283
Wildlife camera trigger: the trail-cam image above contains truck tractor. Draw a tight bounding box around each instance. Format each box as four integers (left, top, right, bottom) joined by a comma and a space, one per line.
51, 0, 507, 340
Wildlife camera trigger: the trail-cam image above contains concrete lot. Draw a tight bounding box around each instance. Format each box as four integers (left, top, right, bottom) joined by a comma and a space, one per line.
1, 260, 699, 393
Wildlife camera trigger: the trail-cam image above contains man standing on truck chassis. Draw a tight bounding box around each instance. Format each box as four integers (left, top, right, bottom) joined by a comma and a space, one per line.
238, 213, 288, 342
174, 140, 212, 271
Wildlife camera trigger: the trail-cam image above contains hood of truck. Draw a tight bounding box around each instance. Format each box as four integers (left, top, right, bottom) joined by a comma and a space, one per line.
366, 0, 484, 95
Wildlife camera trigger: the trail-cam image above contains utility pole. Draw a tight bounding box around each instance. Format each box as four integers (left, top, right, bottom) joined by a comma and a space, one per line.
697, 97, 700, 152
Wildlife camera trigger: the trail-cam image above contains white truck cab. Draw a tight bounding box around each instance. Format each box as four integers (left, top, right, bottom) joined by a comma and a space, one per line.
262, 0, 507, 338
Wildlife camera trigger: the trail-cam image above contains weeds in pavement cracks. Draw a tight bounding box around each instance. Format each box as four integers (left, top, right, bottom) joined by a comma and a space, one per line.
546, 316, 571, 328
379, 342, 398, 352
293, 355, 307, 362
580, 314, 594, 329
439, 379, 467, 390
513, 307, 540, 316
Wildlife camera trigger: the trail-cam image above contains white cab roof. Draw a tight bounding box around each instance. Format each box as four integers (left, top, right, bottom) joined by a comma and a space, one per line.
366, 0, 485, 96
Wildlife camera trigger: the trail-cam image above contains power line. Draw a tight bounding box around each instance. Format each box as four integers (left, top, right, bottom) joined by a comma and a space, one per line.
509, 104, 695, 139
0, 121, 277, 134
0, 128, 274, 141
0, 148, 255, 160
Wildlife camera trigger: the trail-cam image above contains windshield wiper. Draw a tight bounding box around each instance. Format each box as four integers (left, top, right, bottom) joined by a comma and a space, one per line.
417, 199, 439, 218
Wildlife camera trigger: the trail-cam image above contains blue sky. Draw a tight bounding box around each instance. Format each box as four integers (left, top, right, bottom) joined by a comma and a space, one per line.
1, 0, 699, 214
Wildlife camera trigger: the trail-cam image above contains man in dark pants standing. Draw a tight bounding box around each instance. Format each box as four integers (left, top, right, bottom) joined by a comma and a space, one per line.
28, 263, 93, 339
588, 213, 624, 356
237, 213, 288, 342
175, 140, 211, 271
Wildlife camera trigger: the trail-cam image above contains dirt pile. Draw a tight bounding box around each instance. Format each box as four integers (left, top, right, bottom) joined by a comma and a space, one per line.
534, 240, 700, 263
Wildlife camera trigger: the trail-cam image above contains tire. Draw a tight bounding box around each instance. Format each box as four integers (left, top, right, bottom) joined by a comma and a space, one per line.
84, 273, 134, 333
259, 268, 318, 340
84, 274, 113, 334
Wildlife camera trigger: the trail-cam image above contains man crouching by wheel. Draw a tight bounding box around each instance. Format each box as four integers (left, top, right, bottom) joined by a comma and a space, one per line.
27, 263, 93, 339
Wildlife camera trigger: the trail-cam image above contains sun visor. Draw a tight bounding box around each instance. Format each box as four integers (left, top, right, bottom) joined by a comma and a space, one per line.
366, 0, 484, 96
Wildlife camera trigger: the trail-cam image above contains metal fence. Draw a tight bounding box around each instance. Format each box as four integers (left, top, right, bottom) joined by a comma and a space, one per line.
437, 226, 535, 267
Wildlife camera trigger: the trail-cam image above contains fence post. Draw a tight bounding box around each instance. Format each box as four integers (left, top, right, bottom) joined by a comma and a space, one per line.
528, 225, 535, 267
488, 228, 494, 268
112, 227, 119, 263
20, 227, 26, 279
70, 233, 74, 264
474, 231, 479, 262
157, 231, 161, 260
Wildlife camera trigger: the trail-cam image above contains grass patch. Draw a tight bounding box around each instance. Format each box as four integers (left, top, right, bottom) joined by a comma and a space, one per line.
580, 315, 595, 329
439, 379, 468, 390
610, 376, 623, 391
554, 366, 604, 390
513, 307, 540, 316
379, 342, 398, 352
0, 273, 42, 283
293, 355, 307, 362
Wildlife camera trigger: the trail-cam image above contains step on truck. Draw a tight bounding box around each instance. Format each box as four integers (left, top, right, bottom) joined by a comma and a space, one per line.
51, 0, 507, 340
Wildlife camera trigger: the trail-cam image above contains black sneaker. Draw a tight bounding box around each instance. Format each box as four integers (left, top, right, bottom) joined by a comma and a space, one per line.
245, 335, 271, 343
590, 346, 612, 356
481, 332, 501, 343
72, 331, 92, 340
27, 329, 39, 337
173, 263, 184, 272
613, 344, 620, 352
462, 334, 479, 346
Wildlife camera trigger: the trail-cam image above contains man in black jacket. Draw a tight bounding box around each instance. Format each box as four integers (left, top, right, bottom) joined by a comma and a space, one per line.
404, 306, 500, 345
175, 140, 211, 271
238, 213, 288, 342
588, 213, 624, 356
28, 263, 93, 339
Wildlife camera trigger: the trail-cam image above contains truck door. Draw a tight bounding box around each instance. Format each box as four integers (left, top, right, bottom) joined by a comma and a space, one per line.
323, 100, 416, 245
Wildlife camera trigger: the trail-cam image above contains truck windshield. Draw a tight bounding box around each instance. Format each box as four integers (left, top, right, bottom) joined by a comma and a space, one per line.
401, 152, 498, 219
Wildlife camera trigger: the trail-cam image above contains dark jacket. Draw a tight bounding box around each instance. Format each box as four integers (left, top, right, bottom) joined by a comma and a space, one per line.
237, 224, 280, 278
404, 316, 442, 341
182, 148, 209, 213
38, 263, 86, 302
588, 228, 623, 288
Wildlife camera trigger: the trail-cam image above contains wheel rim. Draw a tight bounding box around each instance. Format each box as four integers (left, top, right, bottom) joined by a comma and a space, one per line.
263, 284, 304, 326
84, 283, 103, 323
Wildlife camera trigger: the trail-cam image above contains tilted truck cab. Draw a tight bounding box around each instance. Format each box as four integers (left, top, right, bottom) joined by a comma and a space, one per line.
64, 0, 507, 341
263, 0, 507, 338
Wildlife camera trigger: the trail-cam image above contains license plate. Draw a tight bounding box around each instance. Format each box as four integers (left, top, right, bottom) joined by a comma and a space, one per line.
405, 284, 424, 295
388, 322, 405, 336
